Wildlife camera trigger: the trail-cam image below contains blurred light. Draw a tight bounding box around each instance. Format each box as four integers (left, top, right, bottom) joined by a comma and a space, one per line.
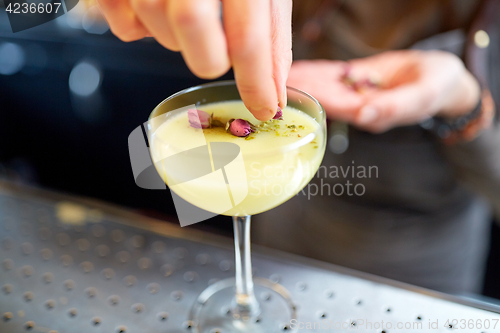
82, 6, 109, 35
69, 62, 101, 96
474, 30, 490, 48
329, 133, 349, 154
419, 117, 435, 130
0, 43, 25, 75
66, 0, 87, 29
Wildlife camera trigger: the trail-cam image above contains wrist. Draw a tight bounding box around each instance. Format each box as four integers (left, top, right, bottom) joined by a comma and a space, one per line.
422, 88, 495, 144
437, 70, 481, 119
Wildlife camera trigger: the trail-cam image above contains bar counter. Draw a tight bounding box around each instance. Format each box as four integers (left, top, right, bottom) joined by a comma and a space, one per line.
0, 181, 499, 333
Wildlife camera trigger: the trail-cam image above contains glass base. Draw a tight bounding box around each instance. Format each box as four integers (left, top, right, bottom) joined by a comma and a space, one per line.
188, 277, 297, 332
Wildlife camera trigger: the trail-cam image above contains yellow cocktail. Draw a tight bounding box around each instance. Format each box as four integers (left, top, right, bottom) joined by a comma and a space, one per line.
150, 101, 324, 216
147, 81, 326, 333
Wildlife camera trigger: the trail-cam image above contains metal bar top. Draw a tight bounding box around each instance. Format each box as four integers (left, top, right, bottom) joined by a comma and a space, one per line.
0, 181, 499, 333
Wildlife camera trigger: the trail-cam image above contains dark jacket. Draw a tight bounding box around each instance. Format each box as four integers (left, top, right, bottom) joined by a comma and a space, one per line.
254, 0, 500, 294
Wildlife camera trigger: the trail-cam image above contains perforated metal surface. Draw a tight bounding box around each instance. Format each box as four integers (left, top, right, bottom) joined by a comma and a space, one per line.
0, 182, 499, 333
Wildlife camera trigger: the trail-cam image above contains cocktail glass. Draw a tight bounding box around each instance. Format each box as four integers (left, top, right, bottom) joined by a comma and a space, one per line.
148, 81, 326, 332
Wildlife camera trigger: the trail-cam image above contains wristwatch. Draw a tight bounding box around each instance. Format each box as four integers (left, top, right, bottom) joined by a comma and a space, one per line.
420, 88, 495, 145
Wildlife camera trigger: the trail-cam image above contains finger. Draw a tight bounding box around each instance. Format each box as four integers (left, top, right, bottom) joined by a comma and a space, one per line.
271, 0, 293, 109
131, 0, 180, 51
347, 50, 418, 82
168, 0, 230, 79
97, 0, 149, 42
320, 88, 364, 122
224, 0, 278, 121
355, 83, 437, 132
287, 61, 363, 122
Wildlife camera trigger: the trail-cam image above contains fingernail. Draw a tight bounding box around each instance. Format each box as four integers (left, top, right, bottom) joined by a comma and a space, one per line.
357, 106, 379, 125
281, 86, 288, 108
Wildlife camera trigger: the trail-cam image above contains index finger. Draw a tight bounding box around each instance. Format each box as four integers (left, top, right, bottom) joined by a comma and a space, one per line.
355, 83, 436, 132
97, 0, 149, 42
223, 0, 278, 121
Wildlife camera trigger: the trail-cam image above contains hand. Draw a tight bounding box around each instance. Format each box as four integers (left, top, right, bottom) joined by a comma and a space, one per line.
287, 50, 481, 133
96, 0, 292, 121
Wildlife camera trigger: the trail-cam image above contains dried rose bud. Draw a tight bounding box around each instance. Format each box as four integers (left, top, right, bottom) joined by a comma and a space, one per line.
188, 109, 211, 129
341, 64, 382, 92
273, 106, 283, 120
229, 119, 256, 137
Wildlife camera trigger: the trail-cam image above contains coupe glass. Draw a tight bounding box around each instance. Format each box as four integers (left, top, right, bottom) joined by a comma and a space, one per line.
148, 81, 326, 332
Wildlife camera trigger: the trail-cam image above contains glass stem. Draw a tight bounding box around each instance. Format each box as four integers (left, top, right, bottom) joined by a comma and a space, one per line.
232, 215, 260, 319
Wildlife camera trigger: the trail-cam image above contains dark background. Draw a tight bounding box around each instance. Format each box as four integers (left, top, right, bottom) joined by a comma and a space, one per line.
0, 6, 499, 301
